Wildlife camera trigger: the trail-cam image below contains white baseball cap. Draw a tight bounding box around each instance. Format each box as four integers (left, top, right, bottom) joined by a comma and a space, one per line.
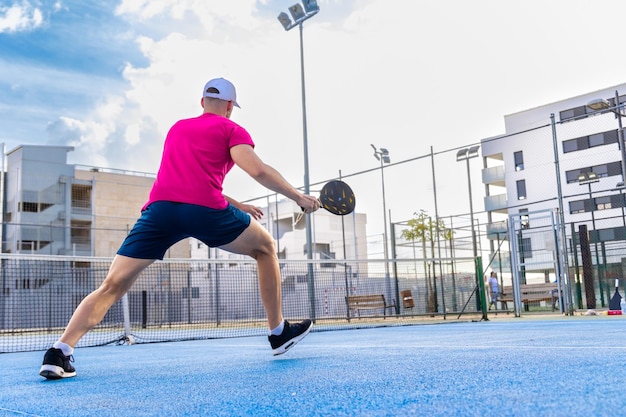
203, 77, 240, 108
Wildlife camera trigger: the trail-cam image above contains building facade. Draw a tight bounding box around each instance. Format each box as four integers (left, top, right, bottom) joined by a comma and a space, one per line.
2, 145, 366, 263
481, 83, 626, 286
2, 145, 187, 257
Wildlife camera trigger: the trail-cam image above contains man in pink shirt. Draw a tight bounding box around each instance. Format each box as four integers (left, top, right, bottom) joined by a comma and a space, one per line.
40, 78, 320, 379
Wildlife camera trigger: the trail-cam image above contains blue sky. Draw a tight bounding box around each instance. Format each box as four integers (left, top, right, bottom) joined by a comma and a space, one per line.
3, 0, 626, 235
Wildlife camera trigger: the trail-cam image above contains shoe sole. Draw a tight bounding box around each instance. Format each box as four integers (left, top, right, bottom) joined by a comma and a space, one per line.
39, 364, 76, 379
272, 322, 313, 356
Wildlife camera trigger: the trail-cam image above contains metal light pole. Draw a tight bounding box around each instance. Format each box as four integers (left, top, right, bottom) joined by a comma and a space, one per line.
277, 1, 319, 320
456, 146, 480, 260
371, 145, 391, 273
578, 172, 599, 230
456, 146, 487, 318
578, 172, 604, 307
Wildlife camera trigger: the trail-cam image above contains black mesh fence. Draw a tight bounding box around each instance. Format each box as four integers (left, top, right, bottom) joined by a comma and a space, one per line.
0, 254, 484, 353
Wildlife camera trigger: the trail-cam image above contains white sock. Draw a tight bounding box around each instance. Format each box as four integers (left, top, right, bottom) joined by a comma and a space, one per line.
53, 341, 74, 356
269, 320, 285, 336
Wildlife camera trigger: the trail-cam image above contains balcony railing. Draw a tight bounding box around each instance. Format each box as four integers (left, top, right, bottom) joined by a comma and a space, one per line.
482, 165, 505, 186
486, 221, 508, 240
484, 193, 508, 212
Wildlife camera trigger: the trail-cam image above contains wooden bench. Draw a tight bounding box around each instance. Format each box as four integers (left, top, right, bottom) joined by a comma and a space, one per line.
500, 283, 559, 311
346, 294, 396, 318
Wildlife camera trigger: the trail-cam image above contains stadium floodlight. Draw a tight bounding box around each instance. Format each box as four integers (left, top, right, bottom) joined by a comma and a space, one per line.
587, 98, 611, 111
303, 0, 320, 14
289, 4, 306, 21
277, 12, 292, 30
371, 144, 391, 164
577, 172, 599, 185
277, 2, 319, 31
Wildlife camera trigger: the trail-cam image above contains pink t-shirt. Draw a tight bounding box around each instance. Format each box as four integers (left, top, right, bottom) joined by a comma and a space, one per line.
143, 113, 255, 210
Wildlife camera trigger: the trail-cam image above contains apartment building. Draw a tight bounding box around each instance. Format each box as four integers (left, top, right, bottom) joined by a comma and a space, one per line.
481, 83, 626, 282
2, 145, 366, 262
1, 145, 189, 257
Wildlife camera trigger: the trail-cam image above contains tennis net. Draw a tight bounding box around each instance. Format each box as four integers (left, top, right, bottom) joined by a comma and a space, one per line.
0, 254, 482, 353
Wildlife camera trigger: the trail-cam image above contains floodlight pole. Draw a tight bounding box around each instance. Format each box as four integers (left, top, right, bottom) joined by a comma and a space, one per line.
278, 3, 319, 320
293, 20, 313, 253
578, 173, 604, 307
298, 21, 318, 321
371, 145, 391, 278
457, 146, 487, 320
371, 144, 393, 310
465, 157, 478, 261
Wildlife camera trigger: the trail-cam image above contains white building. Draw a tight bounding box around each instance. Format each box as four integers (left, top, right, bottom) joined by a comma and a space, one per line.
481, 83, 626, 284
1, 144, 368, 263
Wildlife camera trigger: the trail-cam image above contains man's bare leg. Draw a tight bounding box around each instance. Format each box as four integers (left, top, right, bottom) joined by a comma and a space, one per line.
40, 255, 154, 378
220, 221, 282, 329
59, 255, 155, 347
221, 220, 312, 355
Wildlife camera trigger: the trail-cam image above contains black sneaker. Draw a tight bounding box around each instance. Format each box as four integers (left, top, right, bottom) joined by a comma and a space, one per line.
39, 348, 76, 379
268, 319, 312, 356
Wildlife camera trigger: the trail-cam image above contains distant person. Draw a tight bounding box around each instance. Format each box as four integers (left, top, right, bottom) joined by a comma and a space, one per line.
40, 77, 320, 379
488, 271, 499, 310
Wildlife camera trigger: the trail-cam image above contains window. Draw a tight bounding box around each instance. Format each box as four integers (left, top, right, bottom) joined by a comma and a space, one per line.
618, 193, 626, 208
71, 220, 91, 247
19, 202, 39, 212
569, 200, 585, 214
594, 165, 608, 178
519, 208, 529, 229
514, 151, 524, 171
562, 138, 582, 153
565, 162, 622, 183
588, 133, 605, 147
562, 130, 618, 153
516, 180, 527, 200
588, 196, 596, 213
559, 106, 587, 122
72, 184, 92, 211
182, 287, 200, 299
520, 238, 532, 257
596, 196, 612, 210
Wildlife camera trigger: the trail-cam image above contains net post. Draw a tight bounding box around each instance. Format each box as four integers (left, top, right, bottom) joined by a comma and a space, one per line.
122, 293, 134, 344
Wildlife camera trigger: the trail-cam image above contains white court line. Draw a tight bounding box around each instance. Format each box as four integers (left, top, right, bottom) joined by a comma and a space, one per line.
387, 344, 626, 350
0, 407, 45, 417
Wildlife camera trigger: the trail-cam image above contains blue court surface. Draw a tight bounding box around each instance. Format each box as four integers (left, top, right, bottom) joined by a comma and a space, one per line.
1, 316, 625, 417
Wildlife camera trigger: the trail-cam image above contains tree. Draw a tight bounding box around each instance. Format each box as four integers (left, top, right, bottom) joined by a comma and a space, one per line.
401, 211, 454, 313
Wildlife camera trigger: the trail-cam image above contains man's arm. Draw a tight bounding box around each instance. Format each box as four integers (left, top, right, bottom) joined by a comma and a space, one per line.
224, 195, 264, 220
230, 144, 320, 213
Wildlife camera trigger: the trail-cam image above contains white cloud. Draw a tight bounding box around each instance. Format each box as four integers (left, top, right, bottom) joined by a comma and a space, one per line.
0, 1, 43, 33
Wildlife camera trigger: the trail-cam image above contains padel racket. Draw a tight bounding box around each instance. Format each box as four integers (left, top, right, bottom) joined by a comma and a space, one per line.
318, 180, 355, 215
296, 180, 355, 224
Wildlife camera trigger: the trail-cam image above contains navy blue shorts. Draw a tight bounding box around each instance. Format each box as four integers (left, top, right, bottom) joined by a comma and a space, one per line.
117, 201, 251, 260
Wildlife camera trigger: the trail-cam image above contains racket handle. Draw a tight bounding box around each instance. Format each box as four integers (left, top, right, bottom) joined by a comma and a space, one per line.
300, 198, 321, 212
